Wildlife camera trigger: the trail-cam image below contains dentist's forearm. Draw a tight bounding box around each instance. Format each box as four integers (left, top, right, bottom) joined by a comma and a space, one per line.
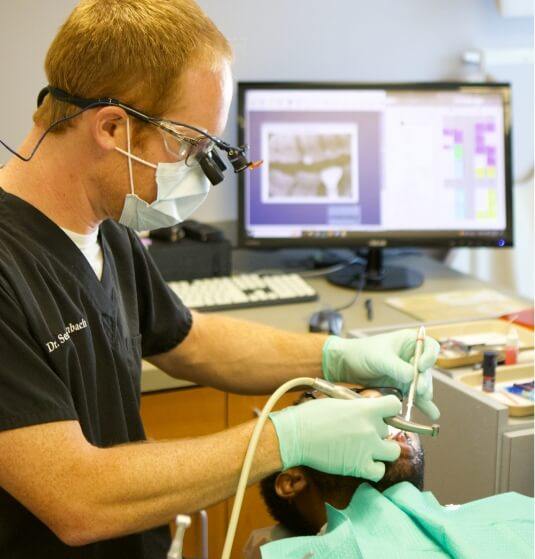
78, 420, 280, 542
149, 311, 328, 393
9, 419, 281, 546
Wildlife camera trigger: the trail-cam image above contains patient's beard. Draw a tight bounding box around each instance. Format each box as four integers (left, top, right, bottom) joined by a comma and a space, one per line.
313, 442, 425, 505
375, 443, 425, 491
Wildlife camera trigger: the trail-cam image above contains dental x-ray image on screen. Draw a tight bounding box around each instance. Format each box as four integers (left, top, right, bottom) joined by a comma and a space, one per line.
260, 123, 359, 204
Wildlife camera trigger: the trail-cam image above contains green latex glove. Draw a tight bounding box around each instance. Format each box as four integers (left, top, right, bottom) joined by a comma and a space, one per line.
269, 395, 402, 481
322, 329, 441, 420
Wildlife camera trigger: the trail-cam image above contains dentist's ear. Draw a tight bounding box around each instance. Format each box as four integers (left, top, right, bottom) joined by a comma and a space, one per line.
88, 106, 128, 152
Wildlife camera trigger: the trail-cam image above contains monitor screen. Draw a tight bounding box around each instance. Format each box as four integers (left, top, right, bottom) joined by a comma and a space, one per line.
238, 83, 513, 249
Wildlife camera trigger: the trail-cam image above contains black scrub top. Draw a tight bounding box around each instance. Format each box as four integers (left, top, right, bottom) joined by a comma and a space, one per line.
0, 188, 192, 558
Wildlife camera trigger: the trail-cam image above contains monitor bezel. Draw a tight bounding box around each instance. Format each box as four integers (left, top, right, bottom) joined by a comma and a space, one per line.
237, 81, 513, 250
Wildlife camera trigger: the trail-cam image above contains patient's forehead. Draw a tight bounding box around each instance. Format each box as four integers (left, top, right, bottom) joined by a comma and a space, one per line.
355, 388, 386, 398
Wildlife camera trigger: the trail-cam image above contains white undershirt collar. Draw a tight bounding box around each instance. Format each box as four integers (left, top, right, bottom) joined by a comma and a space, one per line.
61, 226, 104, 280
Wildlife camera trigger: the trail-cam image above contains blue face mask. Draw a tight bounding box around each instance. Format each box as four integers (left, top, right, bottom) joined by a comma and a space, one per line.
115, 118, 211, 232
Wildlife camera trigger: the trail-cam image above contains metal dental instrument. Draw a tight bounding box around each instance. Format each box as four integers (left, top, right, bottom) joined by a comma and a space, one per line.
405, 325, 426, 422
167, 514, 191, 559
312, 378, 439, 437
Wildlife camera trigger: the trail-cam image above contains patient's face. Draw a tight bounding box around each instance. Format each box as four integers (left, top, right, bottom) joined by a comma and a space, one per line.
260, 388, 424, 535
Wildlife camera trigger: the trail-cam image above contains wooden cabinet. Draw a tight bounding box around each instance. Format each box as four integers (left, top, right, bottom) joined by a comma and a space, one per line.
140, 387, 299, 559
140, 387, 228, 559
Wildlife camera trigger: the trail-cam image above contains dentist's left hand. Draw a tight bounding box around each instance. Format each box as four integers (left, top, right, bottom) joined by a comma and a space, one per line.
322, 329, 440, 420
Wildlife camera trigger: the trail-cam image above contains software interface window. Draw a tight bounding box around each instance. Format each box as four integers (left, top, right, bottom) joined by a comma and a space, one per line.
243, 88, 507, 240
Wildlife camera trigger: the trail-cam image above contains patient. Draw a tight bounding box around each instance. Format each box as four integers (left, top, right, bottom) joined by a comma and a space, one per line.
245, 388, 534, 559
259, 387, 423, 537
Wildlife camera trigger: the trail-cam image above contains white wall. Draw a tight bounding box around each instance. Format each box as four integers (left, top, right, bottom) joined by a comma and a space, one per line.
1, 1, 533, 296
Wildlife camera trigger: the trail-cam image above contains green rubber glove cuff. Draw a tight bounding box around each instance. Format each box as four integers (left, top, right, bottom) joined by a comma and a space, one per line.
322, 335, 348, 383
269, 408, 302, 470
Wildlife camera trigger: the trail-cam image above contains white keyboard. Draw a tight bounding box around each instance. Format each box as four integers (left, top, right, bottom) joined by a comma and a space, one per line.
168, 273, 318, 311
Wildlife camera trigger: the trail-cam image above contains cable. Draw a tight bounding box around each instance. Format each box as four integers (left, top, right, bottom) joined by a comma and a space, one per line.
221, 376, 317, 559
250, 254, 366, 279
0, 101, 113, 162
254, 248, 421, 280
333, 271, 366, 312
246, 249, 423, 280
250, 255, 367, 317
299, 254, 365, 278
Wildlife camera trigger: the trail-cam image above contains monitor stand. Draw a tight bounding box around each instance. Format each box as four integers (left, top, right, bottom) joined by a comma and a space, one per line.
327, 248, 424, 291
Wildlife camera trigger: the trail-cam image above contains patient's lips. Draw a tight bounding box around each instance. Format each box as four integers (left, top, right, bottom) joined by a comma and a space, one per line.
389, 431, 414, 459
393, 431, 408, 443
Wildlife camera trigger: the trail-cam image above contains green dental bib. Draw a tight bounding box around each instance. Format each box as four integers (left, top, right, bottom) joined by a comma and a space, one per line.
260, 482, 534, 559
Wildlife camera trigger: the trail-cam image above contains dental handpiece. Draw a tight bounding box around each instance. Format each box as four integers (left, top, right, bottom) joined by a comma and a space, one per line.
312, 378, 440, 437
167, 515, 191, 559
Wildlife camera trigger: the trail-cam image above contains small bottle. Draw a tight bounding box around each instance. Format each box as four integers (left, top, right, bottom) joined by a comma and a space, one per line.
482, 351, 497, 393
504, 327, 519, 365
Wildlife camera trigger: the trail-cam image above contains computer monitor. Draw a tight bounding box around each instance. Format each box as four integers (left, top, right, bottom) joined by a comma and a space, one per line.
237, 82, 513, 291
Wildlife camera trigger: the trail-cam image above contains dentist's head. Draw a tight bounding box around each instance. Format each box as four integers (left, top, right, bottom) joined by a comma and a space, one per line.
23, 0, 233, 230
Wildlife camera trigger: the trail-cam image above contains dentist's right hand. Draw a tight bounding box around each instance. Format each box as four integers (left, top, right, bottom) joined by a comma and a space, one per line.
269, 395, 401, 482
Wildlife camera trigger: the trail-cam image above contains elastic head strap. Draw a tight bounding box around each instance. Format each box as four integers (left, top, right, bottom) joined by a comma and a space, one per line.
37, 86, 122, 110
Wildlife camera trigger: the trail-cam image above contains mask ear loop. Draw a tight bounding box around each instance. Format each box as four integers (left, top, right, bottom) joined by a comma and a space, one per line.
125, 118, 135, 196
115, 118, 158, 196
116, 121, 158, 171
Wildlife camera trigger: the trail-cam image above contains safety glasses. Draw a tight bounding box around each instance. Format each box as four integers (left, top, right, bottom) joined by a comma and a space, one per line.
150, 116, 259, 183
157, 123, 215, 167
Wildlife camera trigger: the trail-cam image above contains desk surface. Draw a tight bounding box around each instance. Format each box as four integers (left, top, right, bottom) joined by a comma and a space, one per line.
228, 251, 490, 333
141, 252, 523, 393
